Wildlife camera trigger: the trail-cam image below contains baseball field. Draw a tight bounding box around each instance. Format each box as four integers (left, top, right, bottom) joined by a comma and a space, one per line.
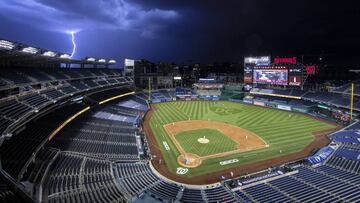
146, 101, 338, 179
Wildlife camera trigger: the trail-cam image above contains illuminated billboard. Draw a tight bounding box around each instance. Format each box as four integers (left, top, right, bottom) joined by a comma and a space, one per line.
306, 65, 316, 75
274, 56, 297, 64
244, 56, 271, 66
244, 66, 253, 84
288, 67, 302, 86
289, 76, 301, 86
253, 69, 288, 85
124, 58, 135, 66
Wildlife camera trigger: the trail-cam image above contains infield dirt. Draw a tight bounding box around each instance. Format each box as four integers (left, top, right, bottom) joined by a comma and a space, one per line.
164, 120, 267, 167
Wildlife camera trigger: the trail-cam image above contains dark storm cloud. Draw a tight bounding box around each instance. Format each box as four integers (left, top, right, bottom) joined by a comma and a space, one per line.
0, 0, 359, 64
0, 0, 180, 37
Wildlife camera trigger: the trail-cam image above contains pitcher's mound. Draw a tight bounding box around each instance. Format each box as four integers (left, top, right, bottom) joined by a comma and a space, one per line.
177, 153, 202, 168
197, 137, 209, 144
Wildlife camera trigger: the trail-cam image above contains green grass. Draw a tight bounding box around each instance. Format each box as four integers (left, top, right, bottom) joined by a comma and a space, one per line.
176, 128, 237, 156
149, 101, 337, 177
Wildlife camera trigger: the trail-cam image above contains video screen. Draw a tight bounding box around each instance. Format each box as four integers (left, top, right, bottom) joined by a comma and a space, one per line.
253, 69, 288, 85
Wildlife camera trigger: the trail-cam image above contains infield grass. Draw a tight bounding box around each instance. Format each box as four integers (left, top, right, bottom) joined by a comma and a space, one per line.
149, 101, 337, 177
176, 128, 237, 156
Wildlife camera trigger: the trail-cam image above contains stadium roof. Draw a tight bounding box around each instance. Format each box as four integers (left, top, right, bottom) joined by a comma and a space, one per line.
0, 38, 116, 66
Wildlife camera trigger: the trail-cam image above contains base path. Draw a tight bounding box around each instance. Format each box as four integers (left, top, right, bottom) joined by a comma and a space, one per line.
164, 120, 268, 167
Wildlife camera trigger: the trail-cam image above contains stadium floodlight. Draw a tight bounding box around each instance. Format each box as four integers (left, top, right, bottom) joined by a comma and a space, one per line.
98, 58, 106, 63
42, 51, 57, 57
21, 46, 38, 54
0, 40, 15, 50
108, 59, 116, 64
59, 54, 71, 59
86, 57, 96, 62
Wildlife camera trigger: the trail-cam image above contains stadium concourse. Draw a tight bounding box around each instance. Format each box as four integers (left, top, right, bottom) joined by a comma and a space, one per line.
0, 42, 359, 203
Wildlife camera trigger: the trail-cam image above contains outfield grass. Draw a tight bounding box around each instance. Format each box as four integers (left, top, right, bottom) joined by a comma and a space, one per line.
149, 101, 336, 177
176, 128, 237, 156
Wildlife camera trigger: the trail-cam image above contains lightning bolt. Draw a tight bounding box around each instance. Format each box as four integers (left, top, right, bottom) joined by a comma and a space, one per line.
70, 31, 76, 59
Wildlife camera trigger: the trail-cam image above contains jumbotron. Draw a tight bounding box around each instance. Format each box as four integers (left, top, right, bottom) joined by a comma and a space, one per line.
0, 39, 359, 203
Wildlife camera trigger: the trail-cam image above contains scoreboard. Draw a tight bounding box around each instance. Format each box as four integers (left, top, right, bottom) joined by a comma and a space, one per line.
253, 66, 288, 86
243, 56, 271, 85
244, 58, 304, 86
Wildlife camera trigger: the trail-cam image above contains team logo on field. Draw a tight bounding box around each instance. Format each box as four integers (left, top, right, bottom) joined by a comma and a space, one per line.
176, 167, 189, 175
210, 106, 241, 115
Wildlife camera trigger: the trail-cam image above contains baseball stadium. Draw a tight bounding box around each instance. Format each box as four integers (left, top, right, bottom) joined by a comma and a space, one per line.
2, 42, 360, 202
1, 1, 360, 203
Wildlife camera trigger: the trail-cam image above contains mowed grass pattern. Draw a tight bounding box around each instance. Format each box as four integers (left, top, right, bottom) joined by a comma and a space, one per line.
176, 129, 237, 156
149, 101, 336, 177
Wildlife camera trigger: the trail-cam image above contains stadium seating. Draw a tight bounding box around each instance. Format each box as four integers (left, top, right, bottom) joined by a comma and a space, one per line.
250, 86, 360, 111
41, 89, 65, 100
58, 85, 78, 94
115, 163, 160, 197
48, 114, 140, 161
346, 121, 360, 130
242, 182, 293, 202
0, 68, 124, 87
147, 181, 180, 201
159, 90, 173, 99
68, 80, 88, 91
151, 91, 172, 103
87, 88, 133, 104
332, 80, 360, 95
21, 148, 59, 185
82, 79, 99, 88
0, 100, 33, 120
180, 188, 205, 203
0, 68, 32, 84
0, 178, 24, 202
0, 103, 85, 179
331, 130, 360, 144
0, 117, 12, 136
0, 68, 133, 139
203, 187, 237, 203
0, 100, 34, 135
20, 94, 50, 109
1, 83, 360, 203
46, 153, 124, 203
127, 95, 148, 106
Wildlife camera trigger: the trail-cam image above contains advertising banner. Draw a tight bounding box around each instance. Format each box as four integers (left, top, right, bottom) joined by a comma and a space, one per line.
244, 56, 271, 66
254, 101, 265, 106
277, 104, 291, 111
243, 99, 253, 104
292, 107, 308, 113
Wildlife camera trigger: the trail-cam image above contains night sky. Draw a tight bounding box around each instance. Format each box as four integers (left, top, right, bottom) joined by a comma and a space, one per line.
1, 0, 359, 65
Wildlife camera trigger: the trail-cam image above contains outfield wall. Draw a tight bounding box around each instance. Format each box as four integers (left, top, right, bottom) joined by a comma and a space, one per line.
241, 98, 314, 113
